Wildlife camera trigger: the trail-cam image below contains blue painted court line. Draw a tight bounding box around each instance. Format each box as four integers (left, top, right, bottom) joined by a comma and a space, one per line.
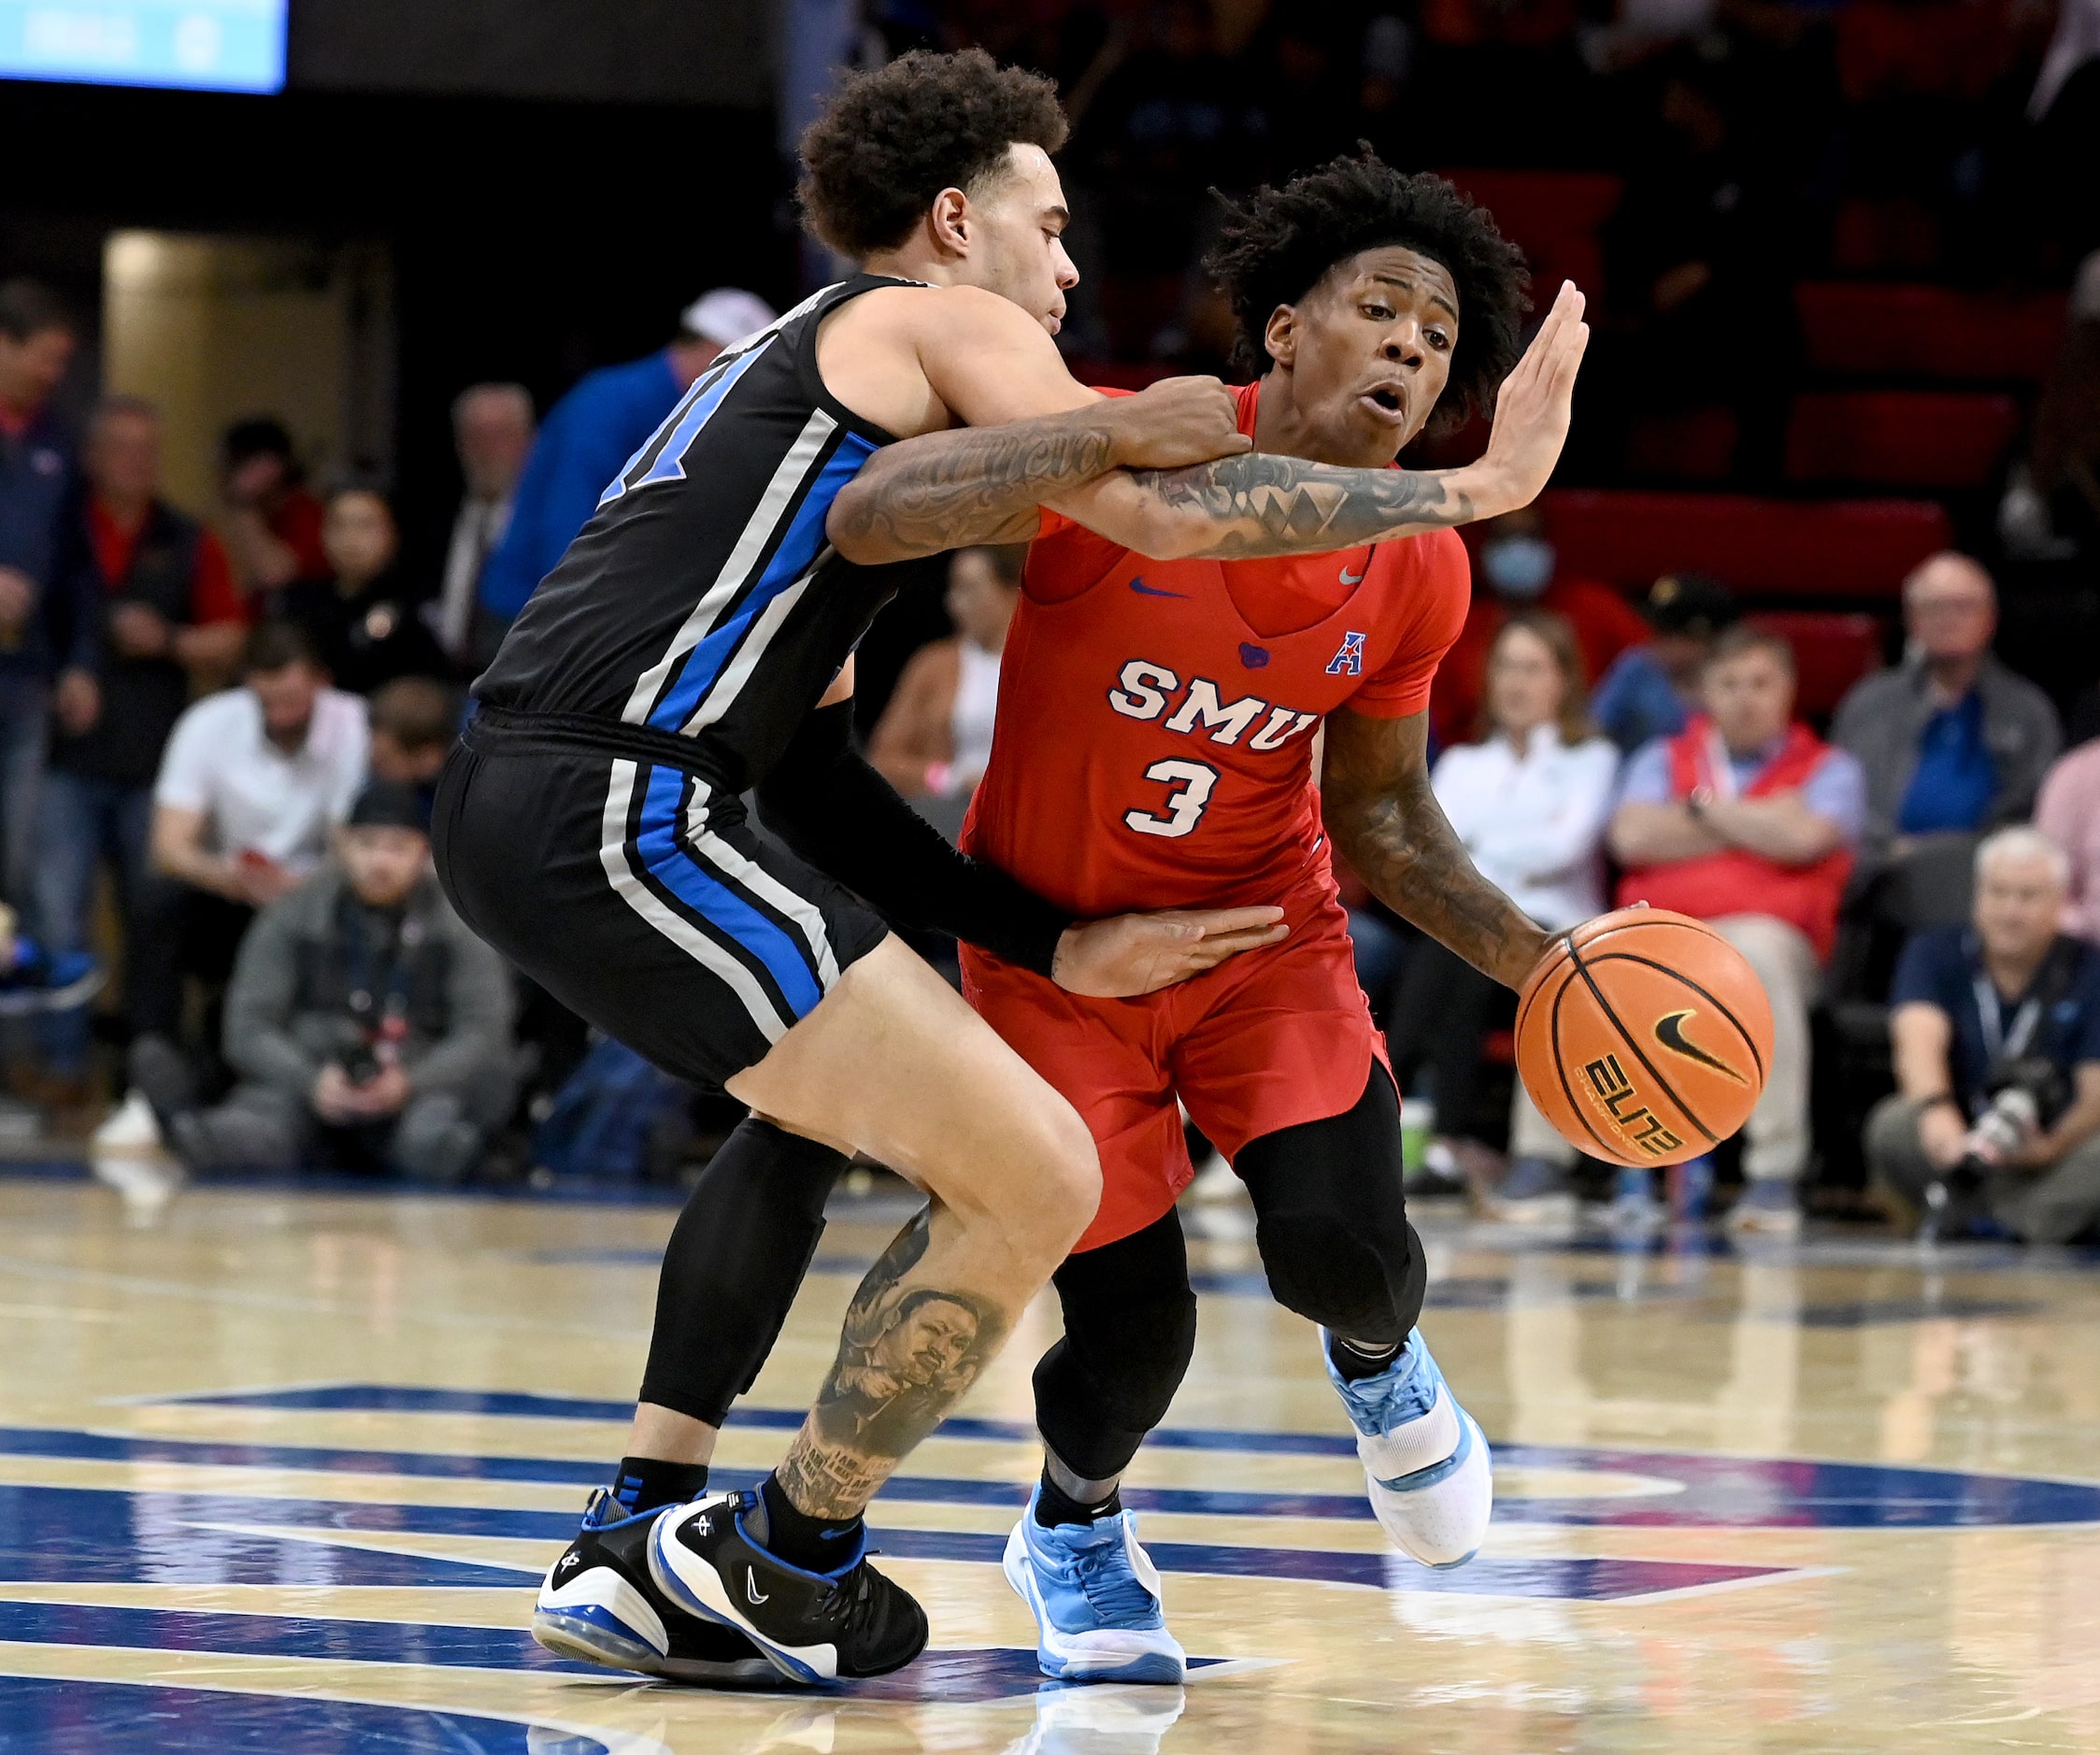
0, 1482, 1786, 1598
0, 1600, 596, 1673
0, 1426, 1381, 1523
0, 1677, 569, 1753
26, 1421, 2100, 1530
0, 1648, 1193, 1726
128, 1384, 2100, 1529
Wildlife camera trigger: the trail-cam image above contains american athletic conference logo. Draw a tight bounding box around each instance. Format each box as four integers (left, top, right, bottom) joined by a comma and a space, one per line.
1325, 631, 1366, 677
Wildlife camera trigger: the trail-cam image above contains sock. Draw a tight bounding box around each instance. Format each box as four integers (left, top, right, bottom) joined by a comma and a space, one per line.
1328, 1333, 1404, 1383
1035, 1468, 1123, 1528
610, 1456, 709, 1516
757, 1472, 863, 1572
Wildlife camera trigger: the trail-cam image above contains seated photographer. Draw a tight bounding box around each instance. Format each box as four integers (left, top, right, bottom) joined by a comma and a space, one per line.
164, 780, 517, 1183
1866, 827, 2100, 1244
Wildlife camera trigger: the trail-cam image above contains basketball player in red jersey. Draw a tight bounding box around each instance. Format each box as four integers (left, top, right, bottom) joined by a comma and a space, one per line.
830, 153, 1571, 1684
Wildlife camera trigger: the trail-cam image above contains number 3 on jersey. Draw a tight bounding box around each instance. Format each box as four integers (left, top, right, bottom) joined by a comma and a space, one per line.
1123, 758, 1219, 839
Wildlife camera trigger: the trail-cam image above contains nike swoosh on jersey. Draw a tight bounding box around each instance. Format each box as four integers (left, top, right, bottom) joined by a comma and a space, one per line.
1653, 1009, 1748, 1083
1129, 578, 1190, 598
1339, 564, 1366, 585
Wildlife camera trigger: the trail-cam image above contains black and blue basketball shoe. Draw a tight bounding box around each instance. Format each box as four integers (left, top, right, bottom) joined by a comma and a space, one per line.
533, 1487, 778, 1682
649, 1490, 928, 1683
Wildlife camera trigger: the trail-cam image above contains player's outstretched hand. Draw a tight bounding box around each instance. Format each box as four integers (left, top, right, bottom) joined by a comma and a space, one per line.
1476, 281, 1589, 514
1052, 905, 1288, 998
1103, 377, 1255, 472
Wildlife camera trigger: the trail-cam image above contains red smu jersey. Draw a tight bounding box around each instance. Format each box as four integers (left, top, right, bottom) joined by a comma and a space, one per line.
962, 382, 1472, 918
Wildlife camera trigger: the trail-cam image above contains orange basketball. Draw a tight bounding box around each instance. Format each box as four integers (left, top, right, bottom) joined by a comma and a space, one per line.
1514, 906, 1775, 1169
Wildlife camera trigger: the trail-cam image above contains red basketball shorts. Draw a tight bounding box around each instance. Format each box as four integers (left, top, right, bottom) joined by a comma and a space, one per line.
960, 889, 1388, 1253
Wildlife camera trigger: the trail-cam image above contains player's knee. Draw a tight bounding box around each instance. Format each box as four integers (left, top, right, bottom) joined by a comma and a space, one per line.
1003, 1096, 1101, 1263
1038, 1284, 1195, 1442
1256, 1213, 1407, 1345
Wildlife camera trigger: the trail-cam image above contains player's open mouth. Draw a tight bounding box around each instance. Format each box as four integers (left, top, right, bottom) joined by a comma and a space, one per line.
1360, 387, 1407, 422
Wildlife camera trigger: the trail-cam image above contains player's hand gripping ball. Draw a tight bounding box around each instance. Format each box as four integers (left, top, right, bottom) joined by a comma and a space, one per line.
1515, 906, 1774, 1168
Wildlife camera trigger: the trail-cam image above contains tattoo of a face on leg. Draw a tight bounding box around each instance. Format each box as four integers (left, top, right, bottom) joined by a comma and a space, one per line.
774, 1206, 1009, 1520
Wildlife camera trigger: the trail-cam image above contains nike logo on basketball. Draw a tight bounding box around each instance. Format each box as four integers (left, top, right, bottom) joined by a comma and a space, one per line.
1653, 1009, 1746, 1083
1128, 578, 1189, 599
746, 1570, 770, 1605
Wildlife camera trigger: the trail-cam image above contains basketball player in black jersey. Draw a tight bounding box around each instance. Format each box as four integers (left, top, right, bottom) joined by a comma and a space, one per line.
438, 50, 1584, 1684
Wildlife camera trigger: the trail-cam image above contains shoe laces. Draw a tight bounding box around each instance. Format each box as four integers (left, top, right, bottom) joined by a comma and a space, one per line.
818, 1558, 896, 1644
1066, 1524, 1155, 1623
1337, 1335, 1436, 1434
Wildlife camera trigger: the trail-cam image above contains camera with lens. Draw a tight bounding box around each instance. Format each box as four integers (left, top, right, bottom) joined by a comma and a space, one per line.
1954, 1058, 2069, 1180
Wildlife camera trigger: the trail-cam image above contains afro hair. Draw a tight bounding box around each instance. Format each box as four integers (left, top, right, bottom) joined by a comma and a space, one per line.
798, 50, 1069, 260
1206, 151, 1530, 433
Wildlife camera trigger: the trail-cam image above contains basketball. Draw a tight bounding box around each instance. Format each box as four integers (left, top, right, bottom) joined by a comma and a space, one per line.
1515, 906, 1775, 1168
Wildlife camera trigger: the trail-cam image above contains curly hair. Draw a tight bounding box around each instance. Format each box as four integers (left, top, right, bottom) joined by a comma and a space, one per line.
1206, 151, 1530, 433
798, 50, 1070, 260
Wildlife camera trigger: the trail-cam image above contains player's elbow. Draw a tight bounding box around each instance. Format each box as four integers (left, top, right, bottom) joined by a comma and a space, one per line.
823, 482, 909, 566
1114, 501, 1209, 562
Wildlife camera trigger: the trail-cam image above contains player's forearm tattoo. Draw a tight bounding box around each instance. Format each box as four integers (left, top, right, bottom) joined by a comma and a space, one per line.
828, 412, 1119, 558
1322, 713, 1545, 991
773, 1206, 1008, 1520
1133, 454, 1477, 558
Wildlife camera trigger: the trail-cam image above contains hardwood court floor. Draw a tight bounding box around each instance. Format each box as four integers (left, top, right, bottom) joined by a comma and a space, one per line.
2, 1167, 2097, 1752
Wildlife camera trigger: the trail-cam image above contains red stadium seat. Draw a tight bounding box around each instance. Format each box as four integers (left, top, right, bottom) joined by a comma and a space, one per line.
1747, 611, 1886, 721
1538, 490, 1950, 599
1795, 283, 2066, 381
1783, 391, 2021, 489
1625, 407, 1739, 480
1435, 169, 1622, 300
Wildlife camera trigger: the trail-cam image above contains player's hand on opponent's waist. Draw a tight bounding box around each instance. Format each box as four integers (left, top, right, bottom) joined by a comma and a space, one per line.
1052, 906, 1288, 998
1468, 281, 1590, 516
1102, 378, 1254, 471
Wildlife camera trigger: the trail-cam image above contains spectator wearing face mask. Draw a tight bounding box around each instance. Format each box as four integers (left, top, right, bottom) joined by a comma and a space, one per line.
1589, 572, 1739, 755
1431, 505, 1650, 748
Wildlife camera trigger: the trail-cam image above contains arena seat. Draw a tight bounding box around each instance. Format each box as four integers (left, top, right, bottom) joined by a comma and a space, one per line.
1795, 283, 2066, 382
1538, 490, 1950, 599
1435, 169, 1622, 300
1624, 407, 1739, 480
1783, 391, 2021, 489
1747, 610, 1886, 720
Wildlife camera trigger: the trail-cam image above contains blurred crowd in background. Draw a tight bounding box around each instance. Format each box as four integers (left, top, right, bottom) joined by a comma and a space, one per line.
0, 0, 2095, 1243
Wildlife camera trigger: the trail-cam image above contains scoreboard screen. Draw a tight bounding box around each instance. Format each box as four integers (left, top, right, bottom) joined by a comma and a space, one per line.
0, 0, 284, 93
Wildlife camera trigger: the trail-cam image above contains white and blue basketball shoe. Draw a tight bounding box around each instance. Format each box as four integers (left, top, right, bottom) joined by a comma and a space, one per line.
1324, 1328, 1492, 1567
1003, 1489, 1187, 1684
532, 1487, 777, 1682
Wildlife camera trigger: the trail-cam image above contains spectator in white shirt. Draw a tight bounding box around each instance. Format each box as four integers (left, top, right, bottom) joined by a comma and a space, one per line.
1386, 612, 1618, 1210
434, 383, 534, 670
867, 545, 1021, 841
129, 621, 369, 1110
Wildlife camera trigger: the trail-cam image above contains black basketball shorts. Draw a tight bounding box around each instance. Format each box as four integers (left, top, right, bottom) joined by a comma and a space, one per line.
433, 711, 890, 1092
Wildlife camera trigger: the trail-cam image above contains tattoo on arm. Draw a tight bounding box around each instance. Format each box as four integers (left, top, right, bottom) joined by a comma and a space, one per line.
1133, 453, 1476, 559
773, 1206, 1008, 1520
828, 411, 1119, 561
1322, 709, 1546, 990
